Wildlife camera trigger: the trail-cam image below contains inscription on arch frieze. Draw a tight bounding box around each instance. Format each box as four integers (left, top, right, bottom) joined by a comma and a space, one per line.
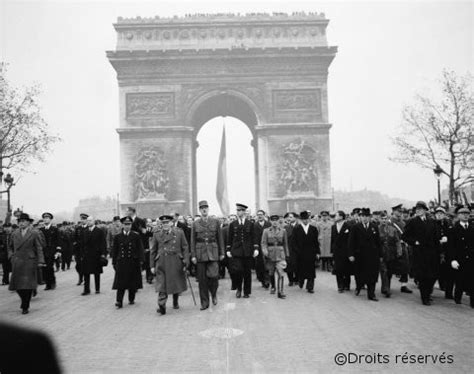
126, 92, 175, 118
273, 89, 321, 113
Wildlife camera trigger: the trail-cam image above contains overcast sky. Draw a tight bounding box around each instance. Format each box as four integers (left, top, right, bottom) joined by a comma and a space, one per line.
1, 0, 472, 216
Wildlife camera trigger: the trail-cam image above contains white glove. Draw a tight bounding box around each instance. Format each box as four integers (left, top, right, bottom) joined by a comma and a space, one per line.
253, 250, 259, 258
191, 257, 197, 265
150, 267, 155, 274
440, 236, 448, 244
226, 251, 232, 258
451, 260, 460, 270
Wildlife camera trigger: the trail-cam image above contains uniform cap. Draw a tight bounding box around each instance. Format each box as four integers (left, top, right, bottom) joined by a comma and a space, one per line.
159, 215, 173, 222
198, 200, 209, 208
236, 203, 248, 210
42, 212, 53, 219
270, 215, 280, 221
120, 216, 133, 224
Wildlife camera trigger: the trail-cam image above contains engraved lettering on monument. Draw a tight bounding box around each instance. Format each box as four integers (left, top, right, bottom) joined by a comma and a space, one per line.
279, 138, 318, 196
273, 89, 321, 113
126, 93, 175, 118
135, 146, 169, 201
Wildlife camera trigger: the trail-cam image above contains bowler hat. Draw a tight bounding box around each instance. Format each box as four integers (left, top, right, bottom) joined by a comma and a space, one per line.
199, 200, 209, 209
42, 212, 53, 219
299, 211, 310, 220
415, 201, 428, 210
113, 216, 120, 222
360, 208, 371, 216
18, 213, 34, 222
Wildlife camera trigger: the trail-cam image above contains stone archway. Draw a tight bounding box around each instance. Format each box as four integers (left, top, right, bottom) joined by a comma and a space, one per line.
107, 12, 337, 217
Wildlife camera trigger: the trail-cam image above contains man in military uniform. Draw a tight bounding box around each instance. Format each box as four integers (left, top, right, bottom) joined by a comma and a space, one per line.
253, 210, 271, 288
191, 201, 224, 310
73, 213, 88, 286
150, 215, 189, 315
226, 203, 259, 298
111, 216, 145, 308
284, 212, 299, 286
39, 213, 61, 290
390, 204, 412, 294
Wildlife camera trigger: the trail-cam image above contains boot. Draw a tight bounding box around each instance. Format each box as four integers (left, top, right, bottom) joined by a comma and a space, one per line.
270, 275, 276, 294
277, 276, 286, 299
172, 294, 179, 309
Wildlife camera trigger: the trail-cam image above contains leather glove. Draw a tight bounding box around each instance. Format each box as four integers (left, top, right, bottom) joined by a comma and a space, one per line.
451, 260, 460, 270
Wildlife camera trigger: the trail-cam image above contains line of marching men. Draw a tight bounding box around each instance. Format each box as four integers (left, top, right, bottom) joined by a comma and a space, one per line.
1, 200, 473, 314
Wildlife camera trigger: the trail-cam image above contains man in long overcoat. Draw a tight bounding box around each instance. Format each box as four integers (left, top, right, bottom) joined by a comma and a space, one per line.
39, 212, 61, 290
284, 212, 299, 286
348, 208, 382, 301
111, 216, 145, 308
81, 216, 107, 295
73, 213, 88, 285
331, 210, 352, 292
450, 207, 474, 308
253, 210, 271, 288
316, 211, 333, 271
291, 211, 320, 293
226, 203, 259, 298
150, 215, 189, 315
191, 201, 224, 310
402, 201, 440, 305
8, 213, 45, 314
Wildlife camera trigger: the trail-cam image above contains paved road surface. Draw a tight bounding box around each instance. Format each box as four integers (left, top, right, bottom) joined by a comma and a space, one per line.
0, 265, 472, 373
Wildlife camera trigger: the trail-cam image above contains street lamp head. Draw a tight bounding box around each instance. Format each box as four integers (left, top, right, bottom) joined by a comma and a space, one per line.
433, 164, 443, 180
4, 173, 14, 187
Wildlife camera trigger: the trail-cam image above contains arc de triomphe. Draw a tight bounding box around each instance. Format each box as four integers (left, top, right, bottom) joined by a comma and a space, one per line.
107, 12, 337, 217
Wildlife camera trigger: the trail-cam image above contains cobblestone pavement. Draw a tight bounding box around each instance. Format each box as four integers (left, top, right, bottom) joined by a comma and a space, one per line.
0, 265, 472, 373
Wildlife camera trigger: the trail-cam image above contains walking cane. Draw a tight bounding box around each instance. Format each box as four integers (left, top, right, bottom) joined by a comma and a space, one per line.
185, 270, 197, 306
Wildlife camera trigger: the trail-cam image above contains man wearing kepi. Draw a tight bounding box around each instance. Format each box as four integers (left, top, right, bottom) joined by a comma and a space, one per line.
226, 203, 259, 298
191, 200, 224, 310
403, 201, 440, 306
261, 215, 289, 299
39, 212, 61, 291
150, 215, 189, 315
111, 216, 145, 309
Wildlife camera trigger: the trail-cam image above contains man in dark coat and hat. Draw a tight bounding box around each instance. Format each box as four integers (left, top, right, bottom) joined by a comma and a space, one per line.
226, 203, 259, 298
449, 206, 474, 307
403, 201, 441, 305
73, 213, 89, 286
291, 211, 320, 293
331, 210, 352, 292
284, 212, 299, 286
39, 212, 61, 290
111, 216, 145, 308
81, 216, 107, 295
150, 215, 189, 315
348, 208, 383, 301
8, 213, 45, 314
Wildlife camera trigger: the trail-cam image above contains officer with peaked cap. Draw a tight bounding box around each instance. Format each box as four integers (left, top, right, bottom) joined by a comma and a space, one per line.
191, 200, 224, 310
150, 215, 189, 315
226, 203, 259, 298
111, 216, 145, 308
39, 212, 61, 290
73, 213, 89, 285
390, 204, 412, 294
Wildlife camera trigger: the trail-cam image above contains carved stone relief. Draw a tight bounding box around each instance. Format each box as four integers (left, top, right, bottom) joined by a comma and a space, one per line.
126, 93, 175, 118
134, 146, 169, 201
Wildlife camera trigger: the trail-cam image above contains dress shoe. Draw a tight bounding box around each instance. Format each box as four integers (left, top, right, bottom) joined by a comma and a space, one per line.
51, 284, 56, 290
344, 287, 350, 291
95, 290, 100, 294
338, 289, 344, 293
278, 293, 286, 299
368, 297, 379, 302
355, 288, 361, 296
22, 309, 29, 315
200, 305, 209, 311
270, 288, 276, 295
298, 281, 304, 289
77, 281, 82, 286
422, 300, 431, 306
307, 289, 314, 294
173, 303, 179, 310
44, 285, 52, 291
243, 294, 250, 298
157, 306, 166, 315
129, 301, 135, 305
115, 302, 123, 309
212, 296, 217, 306
231, 286, 236, 291
288, 282, 294, 287
384, 292, 391, 298
81, 291, 90, 296
32, 290, 37, 297
400, 286, 413, 294
236, 290, 241, 298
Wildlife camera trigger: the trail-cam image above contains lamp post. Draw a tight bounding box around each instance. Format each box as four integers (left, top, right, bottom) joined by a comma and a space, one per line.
433, 164, 443, 205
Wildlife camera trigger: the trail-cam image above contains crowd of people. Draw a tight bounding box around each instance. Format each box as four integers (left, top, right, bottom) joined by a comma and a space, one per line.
0, 200, 473, 315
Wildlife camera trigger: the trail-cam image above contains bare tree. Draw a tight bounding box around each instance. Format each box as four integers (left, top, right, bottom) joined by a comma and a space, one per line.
0, 63, 61, 176
391, 70, 474, 204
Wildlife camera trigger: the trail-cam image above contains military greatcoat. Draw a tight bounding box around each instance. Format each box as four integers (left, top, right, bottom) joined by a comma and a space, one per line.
150, 227, 189, 294
111, 230, 145, 290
